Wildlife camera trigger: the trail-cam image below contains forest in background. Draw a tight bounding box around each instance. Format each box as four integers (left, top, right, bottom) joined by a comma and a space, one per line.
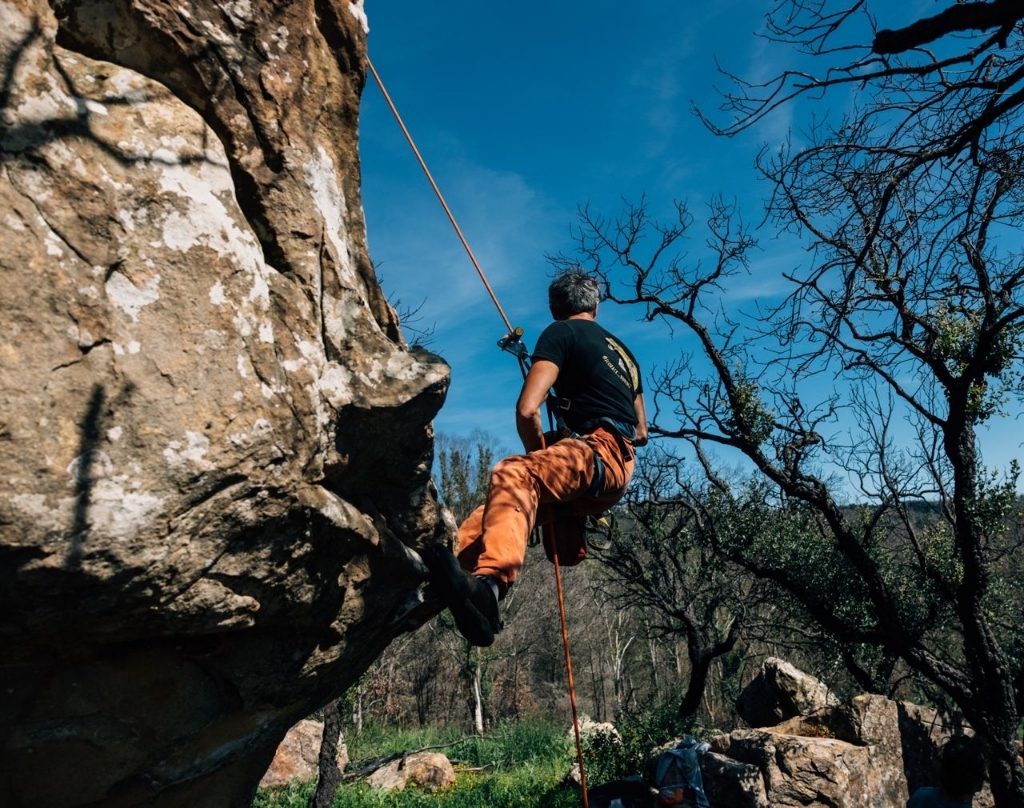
346, 434, 1022, 745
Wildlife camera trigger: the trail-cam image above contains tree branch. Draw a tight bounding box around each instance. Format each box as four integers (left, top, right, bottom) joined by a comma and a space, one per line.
873, 0, 1024, 55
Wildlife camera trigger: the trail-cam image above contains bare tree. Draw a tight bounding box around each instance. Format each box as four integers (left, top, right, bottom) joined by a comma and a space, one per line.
592, 447, 745, 721
704, 5, 1024, 802
552, 172, 1024, 803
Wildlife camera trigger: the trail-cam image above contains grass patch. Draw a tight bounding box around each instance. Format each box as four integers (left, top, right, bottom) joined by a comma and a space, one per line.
253, 720, 580, 808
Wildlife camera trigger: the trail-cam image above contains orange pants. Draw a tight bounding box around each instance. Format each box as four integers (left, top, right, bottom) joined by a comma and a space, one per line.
456, 427, 635, 587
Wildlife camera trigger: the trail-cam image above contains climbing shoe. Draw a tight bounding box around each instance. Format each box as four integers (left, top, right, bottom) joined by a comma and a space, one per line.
420, 543, 503, 647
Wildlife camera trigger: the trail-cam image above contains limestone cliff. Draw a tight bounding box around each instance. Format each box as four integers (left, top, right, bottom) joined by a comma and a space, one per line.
0, 1, 448, 805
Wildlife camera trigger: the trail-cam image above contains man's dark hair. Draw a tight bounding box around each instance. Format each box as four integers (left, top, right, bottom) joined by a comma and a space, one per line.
548, 270, 601, 320
939, 735, 987, 799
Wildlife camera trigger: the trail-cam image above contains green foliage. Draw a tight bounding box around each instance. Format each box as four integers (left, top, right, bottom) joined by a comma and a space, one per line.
332, 764, 577, 808
341, 721, 569, 774
710, 484, 873, 632
967, 461, 1021, 538
252, 781, 315, 808
724, 368, 774, 445
932, 303, 1024, 421
455, 719, 571, 770
345, 724, 454, 762
580, 726, 637, 787
713, 647, 746, 715
933, 303, 983, 377
919, 521, 962, 588
255, 764, 579, 808
582, 701, 696, 787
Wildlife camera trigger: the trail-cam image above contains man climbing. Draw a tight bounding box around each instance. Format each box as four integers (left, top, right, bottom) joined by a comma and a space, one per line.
422, 269, 647, 646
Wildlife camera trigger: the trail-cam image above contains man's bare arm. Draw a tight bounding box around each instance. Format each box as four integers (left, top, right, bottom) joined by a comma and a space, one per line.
633, 392, 648, 447
516, 360, 559, 452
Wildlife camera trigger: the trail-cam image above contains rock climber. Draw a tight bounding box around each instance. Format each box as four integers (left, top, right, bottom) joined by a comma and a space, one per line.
423, 269, 647, 646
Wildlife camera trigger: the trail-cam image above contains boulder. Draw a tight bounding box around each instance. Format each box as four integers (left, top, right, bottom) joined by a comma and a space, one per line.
582, 662, 1004, 808
770, 694, 902, 750
712, 724, 907, 808
1, 1, 449, 806
365, 752, 456, 792
711, 666, 910, 807
259, 719, 347, 789
736, 657, 839, 728
593, 661, 1001, 808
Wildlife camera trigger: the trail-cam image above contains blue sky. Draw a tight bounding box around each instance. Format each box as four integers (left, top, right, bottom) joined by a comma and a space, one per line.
357, 1, 1023, 493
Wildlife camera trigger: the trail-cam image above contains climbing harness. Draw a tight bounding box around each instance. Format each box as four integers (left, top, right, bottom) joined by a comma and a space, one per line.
368, 57, 595, 807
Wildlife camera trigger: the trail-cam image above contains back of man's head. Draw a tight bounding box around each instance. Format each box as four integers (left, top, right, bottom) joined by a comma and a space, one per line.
549, 270, 601, 320
939, 735, 987, 800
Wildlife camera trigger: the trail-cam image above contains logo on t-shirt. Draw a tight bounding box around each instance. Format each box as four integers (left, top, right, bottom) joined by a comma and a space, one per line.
604, 336, 640, 393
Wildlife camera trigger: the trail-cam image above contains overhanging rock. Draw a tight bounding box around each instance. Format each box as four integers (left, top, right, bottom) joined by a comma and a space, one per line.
0, 1, 449, 806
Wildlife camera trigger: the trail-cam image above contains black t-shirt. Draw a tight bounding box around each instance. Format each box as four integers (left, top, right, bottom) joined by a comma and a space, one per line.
532, 319, 642, 434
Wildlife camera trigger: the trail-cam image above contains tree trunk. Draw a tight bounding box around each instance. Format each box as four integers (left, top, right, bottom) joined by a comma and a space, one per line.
472, 656, 485, 734
678, 655, 713, 720
352, 687, 363, 736
986, 733, 1024, 808
309, 700, 345, 808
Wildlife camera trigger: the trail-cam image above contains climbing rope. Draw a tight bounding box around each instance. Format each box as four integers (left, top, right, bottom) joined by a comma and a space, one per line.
554, 550, 590, 806
367, 57, 590, 808
365, 57, 514, 335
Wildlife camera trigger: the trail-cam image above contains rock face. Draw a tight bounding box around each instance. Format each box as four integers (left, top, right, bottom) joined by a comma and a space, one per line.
1, 1, 449, 806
